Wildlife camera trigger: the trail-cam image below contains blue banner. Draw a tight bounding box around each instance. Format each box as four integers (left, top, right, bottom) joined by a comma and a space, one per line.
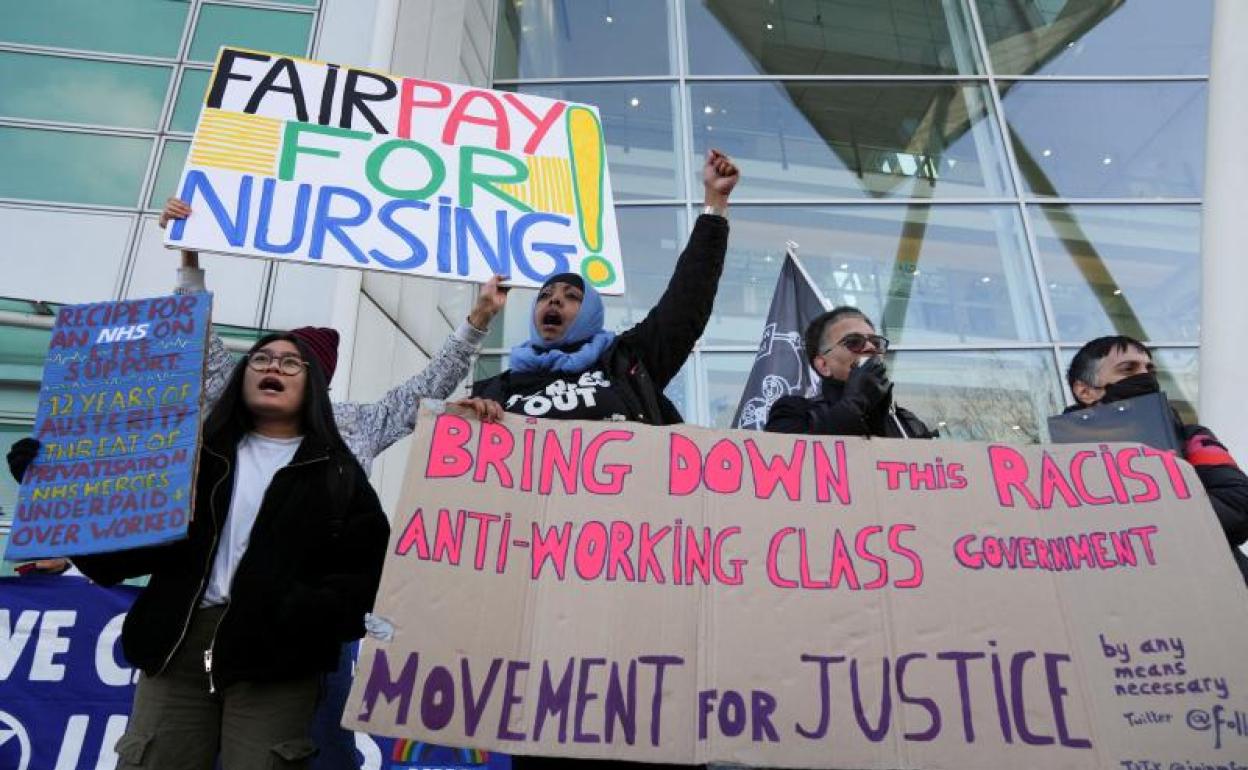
0, 574, 140, 770
6, 293, 212, 560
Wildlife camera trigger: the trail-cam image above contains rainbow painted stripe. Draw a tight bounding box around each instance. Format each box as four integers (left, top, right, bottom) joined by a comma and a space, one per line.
390, 739, 490, 766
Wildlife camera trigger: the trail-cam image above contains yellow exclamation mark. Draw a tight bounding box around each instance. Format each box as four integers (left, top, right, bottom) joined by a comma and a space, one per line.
567, 106, 615, 288
567, 106, 604, 255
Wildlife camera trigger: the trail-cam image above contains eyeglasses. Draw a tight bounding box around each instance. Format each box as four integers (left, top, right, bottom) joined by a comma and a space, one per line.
247, 351, 309, 376
820, 333, 890, 356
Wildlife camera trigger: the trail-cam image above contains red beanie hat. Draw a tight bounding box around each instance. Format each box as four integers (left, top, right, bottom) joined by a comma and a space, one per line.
289, 327, 340, 382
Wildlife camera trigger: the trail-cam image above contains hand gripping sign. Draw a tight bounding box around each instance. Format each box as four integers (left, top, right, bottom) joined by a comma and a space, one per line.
166, 47, 625, 294
344, 405, 1248, 769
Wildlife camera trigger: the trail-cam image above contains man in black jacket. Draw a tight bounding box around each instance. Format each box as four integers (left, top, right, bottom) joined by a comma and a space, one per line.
765, 306, 934, 438
1066, 335, 1248, 584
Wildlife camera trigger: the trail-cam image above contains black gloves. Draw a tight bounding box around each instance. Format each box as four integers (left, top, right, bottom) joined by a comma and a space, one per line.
7, 437, 40, 483
843, 357, 892, 410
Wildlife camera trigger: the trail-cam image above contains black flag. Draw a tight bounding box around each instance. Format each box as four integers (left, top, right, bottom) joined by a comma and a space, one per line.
732, 248, 828, 430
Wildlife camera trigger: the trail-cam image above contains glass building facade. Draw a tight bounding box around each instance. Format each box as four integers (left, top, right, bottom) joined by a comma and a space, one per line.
485, 0, 1210, 439
0, 0, 1216, 549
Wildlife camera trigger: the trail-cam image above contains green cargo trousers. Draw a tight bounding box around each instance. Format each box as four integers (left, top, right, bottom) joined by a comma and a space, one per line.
112, 606, 321, 769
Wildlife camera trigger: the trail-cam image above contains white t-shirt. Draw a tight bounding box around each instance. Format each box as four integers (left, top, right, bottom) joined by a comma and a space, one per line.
201, 432, 303, 606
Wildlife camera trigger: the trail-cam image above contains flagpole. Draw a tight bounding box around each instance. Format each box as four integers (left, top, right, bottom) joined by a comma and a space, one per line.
783, 240, 833, 312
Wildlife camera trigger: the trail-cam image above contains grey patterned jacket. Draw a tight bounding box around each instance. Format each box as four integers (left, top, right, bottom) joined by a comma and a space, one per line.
177, 267, 484, 475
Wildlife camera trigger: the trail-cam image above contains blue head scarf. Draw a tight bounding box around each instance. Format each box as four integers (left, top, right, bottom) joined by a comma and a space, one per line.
509, 273, 616, 375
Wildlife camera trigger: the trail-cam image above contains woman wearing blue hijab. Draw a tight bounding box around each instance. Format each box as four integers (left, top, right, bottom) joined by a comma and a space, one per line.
464, 150, 739, 427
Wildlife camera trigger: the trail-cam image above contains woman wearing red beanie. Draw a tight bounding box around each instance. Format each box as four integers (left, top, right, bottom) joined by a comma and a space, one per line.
67, 323, 388, 768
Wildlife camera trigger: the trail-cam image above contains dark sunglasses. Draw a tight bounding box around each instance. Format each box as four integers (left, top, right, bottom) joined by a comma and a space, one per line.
821, 333, 890, 356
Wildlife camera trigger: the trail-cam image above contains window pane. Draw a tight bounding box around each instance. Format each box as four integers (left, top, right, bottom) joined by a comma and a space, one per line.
690, 82, 1011, 201
976, 0, 1212, 76
887, 349, 1064, 443
0, 383, 39, 418
1152, 349, 1199, 425
189, 4, 314, 62
267, 263, 340, 330
170, 68, 212, 133
0, 325, 51, 393
0, 127, 152, 206
1058, 346, 1198, 425
603, 207, 687, 331
1001, 82, 1206, 199
709, 205, 1046, 346
495, 0, 672, 78
149, 140, 190, 207
0, 0, 189, 58
703, 353, 753, 429
475, 354, 506, 382
502, 83, 682, 201
0, 207, 133, 303
484, 206, 686, 348
1032, 205, 1200, 343
664, 359, 695, 424
686, 0, 982, 76
0, 52, 171, 130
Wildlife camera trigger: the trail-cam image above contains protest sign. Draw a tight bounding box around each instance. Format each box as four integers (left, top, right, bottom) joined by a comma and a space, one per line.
344, 405, 1248, 768
0, 575, 140, 770
165, 47, 625, 294
4, 293, 211, 560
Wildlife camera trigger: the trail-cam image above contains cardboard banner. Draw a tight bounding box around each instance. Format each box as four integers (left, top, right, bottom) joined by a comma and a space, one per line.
166, 47, 625, 294
4, 294, 211, 560
344, 406, 1248, 769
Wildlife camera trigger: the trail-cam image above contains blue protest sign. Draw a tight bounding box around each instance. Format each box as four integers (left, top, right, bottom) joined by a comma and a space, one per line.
5, 293, 212, 560
0, 574, 140, 770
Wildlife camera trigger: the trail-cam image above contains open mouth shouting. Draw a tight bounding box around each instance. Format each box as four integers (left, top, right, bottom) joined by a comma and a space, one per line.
258, 375, 286, 394
540, 308, 566, 336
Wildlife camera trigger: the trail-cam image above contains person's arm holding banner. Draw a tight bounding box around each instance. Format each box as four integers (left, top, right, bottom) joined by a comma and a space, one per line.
158, 197, 510, 473
331, 274, 508, 472
159, 198, 234, 409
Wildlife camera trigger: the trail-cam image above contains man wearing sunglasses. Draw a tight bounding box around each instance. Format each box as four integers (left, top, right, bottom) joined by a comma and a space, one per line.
765, 307, 935, 439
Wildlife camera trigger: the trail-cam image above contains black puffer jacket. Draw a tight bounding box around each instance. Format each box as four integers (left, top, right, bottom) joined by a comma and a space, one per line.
766, 377, 936, 439
1179, 424, 1248, 584
472, 213, 729, 425
73, 437, 389, 689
